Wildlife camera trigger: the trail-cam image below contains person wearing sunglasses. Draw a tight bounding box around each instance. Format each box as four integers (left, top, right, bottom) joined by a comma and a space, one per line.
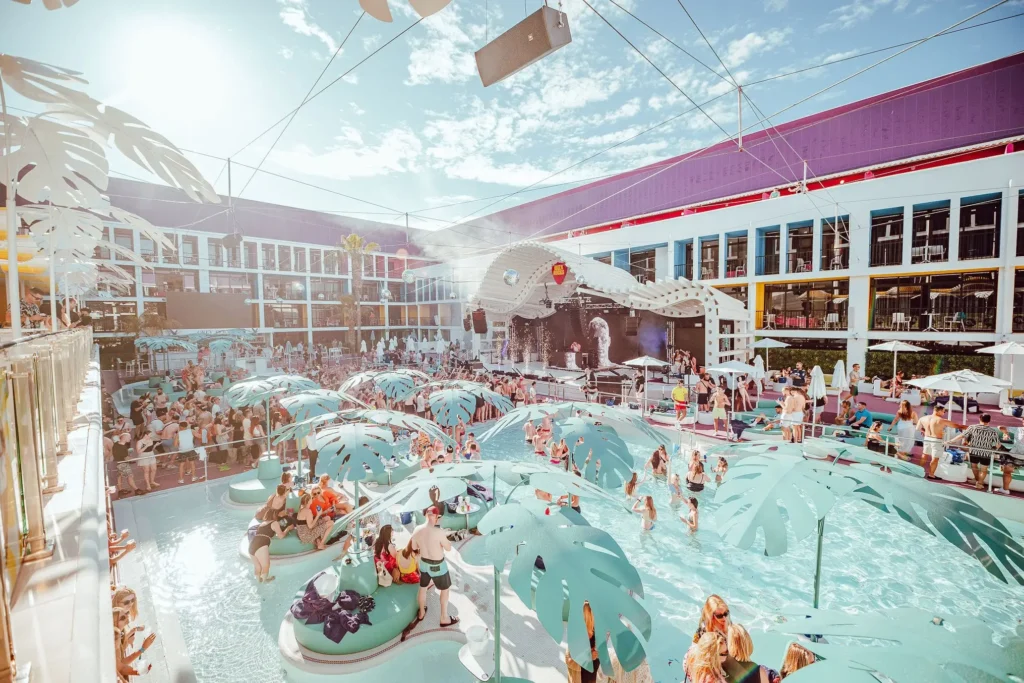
693, 594, 731, 644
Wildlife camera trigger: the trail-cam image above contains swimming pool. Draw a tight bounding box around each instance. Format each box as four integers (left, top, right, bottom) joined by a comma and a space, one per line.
115, 425, 1024, 682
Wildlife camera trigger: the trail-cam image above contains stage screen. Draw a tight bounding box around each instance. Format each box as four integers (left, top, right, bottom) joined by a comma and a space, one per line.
165, 292, 252, 329
511, 298, 674, 368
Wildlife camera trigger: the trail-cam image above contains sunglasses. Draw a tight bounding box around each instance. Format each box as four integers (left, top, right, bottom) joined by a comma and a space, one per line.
714, 610, 729, 619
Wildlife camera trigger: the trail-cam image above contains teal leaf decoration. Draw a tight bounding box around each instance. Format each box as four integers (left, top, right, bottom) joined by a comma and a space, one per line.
223, 378, 279, 408
279, 390, 366, 422
337, 408, 451, 446
426, 387, 512, 427
478, 401, 664, 446
315, 424, 393, 483
478, 502, 651, 673
271, 412, 339, 445
768, 608, 1024, 682
554, 417, 636, 490
133, 336, 198, 352
263, 373, 320, 394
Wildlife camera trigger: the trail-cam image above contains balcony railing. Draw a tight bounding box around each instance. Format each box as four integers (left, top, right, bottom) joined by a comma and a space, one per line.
674, 262, 692, 280
870, 241, 902, 267
758, 310, 848, 330
871, 307, 997, 332
910, 242, 947, 264
755, 254, 780, 276
787, 251, 814, 274
958, 230, 999, 260
820, 246, 849, 271
724, 259, 747, 278
182, 254, 199, 266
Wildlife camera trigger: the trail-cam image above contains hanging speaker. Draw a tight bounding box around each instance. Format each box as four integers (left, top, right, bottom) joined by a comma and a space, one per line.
463, 314, 472, 332
626, 317, 639, 336
472, 309, 488, 334
475, 5, 572, 87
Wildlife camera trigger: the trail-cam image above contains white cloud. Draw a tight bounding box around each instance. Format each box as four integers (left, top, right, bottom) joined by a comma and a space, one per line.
404, 5, 479, 85
824, 49, 859, 64
819, 0, 909, 31
278, 47, 294, 60
348, 103, 365, 116
444, 155, 553, 186
342, 72, 359, 85
272, 127, 422, 180
723, 29, 791, 68
278, 0, 338, 55
764, 0, 788, 10
362, 34, 382, 51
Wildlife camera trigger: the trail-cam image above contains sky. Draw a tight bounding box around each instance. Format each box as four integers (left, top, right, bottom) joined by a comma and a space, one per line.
2, 0, 1022, 250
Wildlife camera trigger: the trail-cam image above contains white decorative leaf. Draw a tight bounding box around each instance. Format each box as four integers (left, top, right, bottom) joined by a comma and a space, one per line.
47, 102, 218, 204
0, 54, 87, 105
1, 114, 108, 208
105, 206, 175, 251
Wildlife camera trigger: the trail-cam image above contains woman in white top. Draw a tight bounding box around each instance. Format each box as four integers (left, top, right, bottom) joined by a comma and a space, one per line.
888, 399, 918, 459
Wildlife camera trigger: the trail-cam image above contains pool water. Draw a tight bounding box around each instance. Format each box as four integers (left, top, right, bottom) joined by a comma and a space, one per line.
117, 425, 1024, 683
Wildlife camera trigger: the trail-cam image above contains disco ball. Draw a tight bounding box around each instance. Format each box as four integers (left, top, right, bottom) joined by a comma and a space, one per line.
380, 288, 393, 302
401, 269, 416, 284
502, 269, 520, 287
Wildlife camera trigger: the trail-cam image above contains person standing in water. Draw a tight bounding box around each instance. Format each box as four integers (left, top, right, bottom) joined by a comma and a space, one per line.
410, 506, 459, 628
631, 495, 657, 531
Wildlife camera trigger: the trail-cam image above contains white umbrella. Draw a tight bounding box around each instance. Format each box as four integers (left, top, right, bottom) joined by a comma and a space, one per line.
868, 340, 927, 380
622, 356, 669, 416
831, 359, 849, 411
750, 338, 789, 378
906, 370, 1011, 423
809, 365, 827, 425
977, 341, 1024, 395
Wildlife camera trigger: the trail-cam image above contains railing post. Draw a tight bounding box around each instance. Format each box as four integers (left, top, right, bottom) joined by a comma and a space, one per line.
9, 358, 53, 562
33, 349, 63, 495
0, 560, 17, 683
51, 341, 69, 456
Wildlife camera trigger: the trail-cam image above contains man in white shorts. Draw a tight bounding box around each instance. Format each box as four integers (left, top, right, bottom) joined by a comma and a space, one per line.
916, 405, 965, 479
780, 387, 806, 443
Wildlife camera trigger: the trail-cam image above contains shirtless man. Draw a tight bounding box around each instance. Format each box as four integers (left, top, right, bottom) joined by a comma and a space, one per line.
523, 420, 537, 444
410, 506, 458, 628
781, 387, 807, 443
916, 405, 965, 478
710, 387, 730, 437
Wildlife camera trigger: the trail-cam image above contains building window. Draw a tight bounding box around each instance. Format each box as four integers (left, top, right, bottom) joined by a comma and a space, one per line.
263, 275, 305, 300
139, 235, 158, 263
673, 241, 693, 280
278, 245, 292, 271
114, 228, 134, 262
958, 195, 1000, 260
324, 250, 338, 275
310, 277, 345, 301
820, 217, 849, 271
181, 236, 199, 265
86, 301, 138, 332
161, 234, 178, 264
595, 255, 612, 266
869, 210, 903, 267
1014, 270, 1024, 333
98, 267, 136, 297
715, 285, 747, 307
911, 204, 949, 264
786, 223, 813, 273
142, 271, 197, 297
310, 249, 322, 274
209, 241, 224, 267
244, 242, 258, 269
312, 303, 347, 328
698, 239, 719, 280
756, 228, 780, 276
870, 271, 998, 332
629, 249, 656, 283
209, 272, 255, 295
725, 236, 747, 278
761, 280, 849, 330
94, 227, 111, 259
264, 303, 305, 328
1017, 193, 1024, 258
262, 244, 276, 270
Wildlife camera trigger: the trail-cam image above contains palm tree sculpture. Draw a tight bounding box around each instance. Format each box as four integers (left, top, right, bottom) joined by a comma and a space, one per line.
711, 438, 1024, 608
336, 234, 379, 358
0, 53, 216, 337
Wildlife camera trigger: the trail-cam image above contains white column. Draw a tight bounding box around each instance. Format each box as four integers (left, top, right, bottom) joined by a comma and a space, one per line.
11, 358, 53, 562
811, 218, 822, 273
901, 206, 913, 266
996, 186, 1018, 384
848, 207, 871, 272
305, 274, 313, 345
948, 197, 961, 264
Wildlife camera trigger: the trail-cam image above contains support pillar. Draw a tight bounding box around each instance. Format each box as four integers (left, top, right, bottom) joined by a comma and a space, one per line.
0, 555, 17, 683
34, 350, 63, 495
10, 358, 53, 562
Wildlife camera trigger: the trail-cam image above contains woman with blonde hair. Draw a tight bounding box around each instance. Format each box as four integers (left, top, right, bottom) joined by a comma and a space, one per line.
693, 594, 731, 643
631, 495, 657, 532
725, 623, 770, 683
780, 643, 816, 679
566, 601, 601, 683
684, 632, 728, 683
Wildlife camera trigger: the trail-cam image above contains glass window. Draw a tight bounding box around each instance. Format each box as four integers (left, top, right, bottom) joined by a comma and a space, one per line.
762, 280, 849, 330
959, 196, 1000, 260
869, 211, 903, 267
85, 300, 137, 332
141, 270, 197, 296
310, 278, 345, 301
310, 249, 321, 274
139, 235, 157, 263
324, 250, 338, 275
1014, 270, 1024, 333
161, 234, 178, 264
311, 303, 347, 327
263, 275, 306, 300
181, 236, 199, 265
209, 272, 255, 295
911, 204, 950, 264
244, 242, 258, 269
209, 241, 224, 267
295, 248, 306, 272
264, 303, 305, 328
96, 267, 136, 297
278, 245, 292, 272
870, 271, 998, 332
113, 228, 133, 262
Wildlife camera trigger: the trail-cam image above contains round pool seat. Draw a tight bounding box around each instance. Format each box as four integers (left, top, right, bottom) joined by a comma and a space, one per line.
367, 457, 420, 487
228, 454, 284, 505
291, 553, 420, 656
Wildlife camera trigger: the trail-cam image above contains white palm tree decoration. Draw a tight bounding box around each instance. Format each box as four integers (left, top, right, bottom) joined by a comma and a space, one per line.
261, 374, 319, 395
427, 386, 513, 427
0, 52, 217, 335
340, 369, 428, 400
358, 0, 452, 23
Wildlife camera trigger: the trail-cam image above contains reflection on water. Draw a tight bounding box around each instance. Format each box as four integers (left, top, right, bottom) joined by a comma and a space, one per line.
127, 426, 1024, 683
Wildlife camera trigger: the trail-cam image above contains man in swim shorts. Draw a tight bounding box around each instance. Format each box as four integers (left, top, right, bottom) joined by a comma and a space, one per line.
410, 506, 458, 628
916, 405, 964, 478
710, 387, 729, 437
672, 379, 689, 422
781, 387, 807, 443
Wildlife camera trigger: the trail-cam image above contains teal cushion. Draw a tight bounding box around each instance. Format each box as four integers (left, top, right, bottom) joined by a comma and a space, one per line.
292, 581, 419, 655
148, 377, 162, 388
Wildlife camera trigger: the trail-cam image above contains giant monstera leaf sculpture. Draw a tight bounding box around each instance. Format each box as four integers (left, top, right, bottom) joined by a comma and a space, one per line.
768, 608, 1024, 682
315, 424, 394, 484
427, 387, 512, 427
713, 439, 1024, 586
133, 336, 197, 353
337, 408, 450, 445
279, 390, 367, 423
478, 501, 652, 674
553, 416, 636, 490
479, 400, 664, 447
223, 378, 279, 409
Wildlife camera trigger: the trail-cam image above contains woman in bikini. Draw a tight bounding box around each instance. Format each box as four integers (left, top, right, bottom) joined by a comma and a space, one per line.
631, 495, 657, 532
646, 446, 669, 477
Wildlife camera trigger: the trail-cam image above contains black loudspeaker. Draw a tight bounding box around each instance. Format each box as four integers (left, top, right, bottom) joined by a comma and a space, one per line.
463, 314, 471, 332
472, 309, 488, 334
626, 317, 639, 336
475, 6, 573, 87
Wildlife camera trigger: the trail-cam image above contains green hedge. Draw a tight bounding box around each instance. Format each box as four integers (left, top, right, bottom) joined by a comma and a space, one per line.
760, 348, 846, 372
865, 351, 993, 379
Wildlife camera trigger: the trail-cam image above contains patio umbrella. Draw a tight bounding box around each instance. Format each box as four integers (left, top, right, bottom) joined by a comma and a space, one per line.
906, 370, 1011, 423
622, 356, 670, 416
808, 366, 827, 425
977, 341, 1024, 395
750, 338, 789, 378
831, 359, 849, 411
868, 340, 927, 380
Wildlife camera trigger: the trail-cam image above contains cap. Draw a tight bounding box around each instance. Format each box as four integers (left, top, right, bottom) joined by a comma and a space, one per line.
426, 506, 441, 517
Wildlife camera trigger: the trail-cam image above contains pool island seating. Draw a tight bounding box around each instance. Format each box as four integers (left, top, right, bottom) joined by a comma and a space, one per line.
278, 536, 569, 682
237, 513, 354, 564
365, 456, 421, 487
226, 452, 289, 506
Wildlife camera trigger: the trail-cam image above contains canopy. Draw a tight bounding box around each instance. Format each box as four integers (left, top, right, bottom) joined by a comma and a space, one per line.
708, 360, 757, 375
621, 356, 669, 368
977, 342, 1024, 392
751, 338, 790, 349
869, 340, 926, 379
907, 370, 1010, 421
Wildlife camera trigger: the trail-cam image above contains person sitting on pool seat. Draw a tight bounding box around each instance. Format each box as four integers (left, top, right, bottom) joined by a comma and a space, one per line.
751, 406, 783, 429
295, 492, 333, 550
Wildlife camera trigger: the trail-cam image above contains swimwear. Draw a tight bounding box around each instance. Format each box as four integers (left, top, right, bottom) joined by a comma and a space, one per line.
711, 407, 727, 420
418, 556, 452, 590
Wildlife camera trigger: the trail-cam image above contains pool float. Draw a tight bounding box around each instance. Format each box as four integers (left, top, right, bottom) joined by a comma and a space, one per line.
226, 453, 309, 506
238, 515, 352, 563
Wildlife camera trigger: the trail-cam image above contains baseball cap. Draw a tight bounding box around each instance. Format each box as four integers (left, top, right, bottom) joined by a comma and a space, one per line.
426, 506, 441, 517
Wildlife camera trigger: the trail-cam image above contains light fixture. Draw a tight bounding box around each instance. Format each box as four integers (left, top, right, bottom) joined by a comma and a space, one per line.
503, 269, 520, 287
